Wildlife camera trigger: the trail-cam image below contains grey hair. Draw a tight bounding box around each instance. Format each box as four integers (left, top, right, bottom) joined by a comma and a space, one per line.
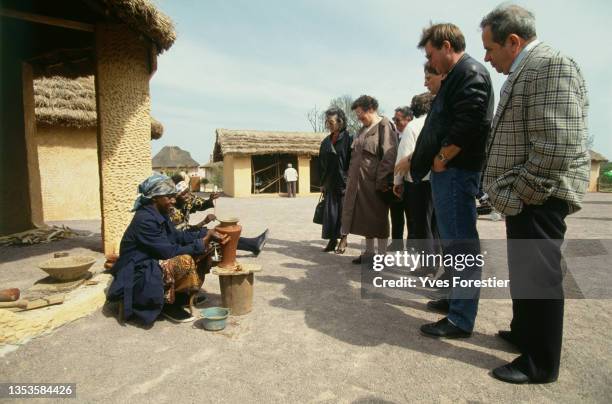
394, 106, 414, 120
480, 3, 536, 44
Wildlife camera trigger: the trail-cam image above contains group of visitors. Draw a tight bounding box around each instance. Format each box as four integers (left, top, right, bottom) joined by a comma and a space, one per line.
316, 4, 589, 384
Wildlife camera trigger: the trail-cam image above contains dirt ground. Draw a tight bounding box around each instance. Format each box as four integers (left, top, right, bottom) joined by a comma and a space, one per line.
0, 193, 611, 403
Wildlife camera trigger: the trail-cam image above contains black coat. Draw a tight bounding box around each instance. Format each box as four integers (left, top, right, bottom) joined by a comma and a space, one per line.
410, 54, 494, 182
319, 130, 352, 192
107, 204, 206, 324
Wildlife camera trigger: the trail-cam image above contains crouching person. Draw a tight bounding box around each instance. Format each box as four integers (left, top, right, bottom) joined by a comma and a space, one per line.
107, 174, 229, 325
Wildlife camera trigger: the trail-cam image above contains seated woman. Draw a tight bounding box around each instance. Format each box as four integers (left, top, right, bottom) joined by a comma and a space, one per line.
170, 180, 269, 256
107, 174, 228, 324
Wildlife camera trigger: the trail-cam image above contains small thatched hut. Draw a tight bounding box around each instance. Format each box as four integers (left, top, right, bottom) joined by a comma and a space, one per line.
152, 146, 200, 174
213, 129, 326, 197
1, 0, 176, 255
34, 75, 164, 220
589, 150, 608, 192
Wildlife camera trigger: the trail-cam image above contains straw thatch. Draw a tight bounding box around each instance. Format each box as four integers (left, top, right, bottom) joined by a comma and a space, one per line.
100, 0, 176, 52
590, 150, 608, 162
213, 129, 327, 162
152, 146, 200, 169
34, 75, 163, 140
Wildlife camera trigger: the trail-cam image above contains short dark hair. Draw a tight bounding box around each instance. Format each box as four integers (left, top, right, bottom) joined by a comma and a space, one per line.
324, 107, 347, 131
351, 95, 379, 111
410, 92, 434, 118
480, 4, 537, 44
424, 61, 438, 75
418, 23, 465, 52
394, 106, 414, 120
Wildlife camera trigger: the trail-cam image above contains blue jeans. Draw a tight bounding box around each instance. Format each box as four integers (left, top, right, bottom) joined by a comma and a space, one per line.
430, 167, 481, 332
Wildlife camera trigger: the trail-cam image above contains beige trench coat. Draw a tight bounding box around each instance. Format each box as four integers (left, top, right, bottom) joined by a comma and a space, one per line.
341, 117, 398, 238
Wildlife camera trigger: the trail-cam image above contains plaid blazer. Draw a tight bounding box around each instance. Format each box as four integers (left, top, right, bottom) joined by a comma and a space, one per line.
483, 43, 590, 216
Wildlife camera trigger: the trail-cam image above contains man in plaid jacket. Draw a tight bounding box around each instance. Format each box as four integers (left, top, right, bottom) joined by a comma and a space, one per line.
481, 5, 589, 384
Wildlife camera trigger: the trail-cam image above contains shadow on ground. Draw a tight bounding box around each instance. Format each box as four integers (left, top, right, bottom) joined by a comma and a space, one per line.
258, 237, 515, 371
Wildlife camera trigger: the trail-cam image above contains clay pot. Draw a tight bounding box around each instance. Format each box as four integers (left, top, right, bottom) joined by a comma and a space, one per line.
215, 217, 242, 269
0, 288, 20, 302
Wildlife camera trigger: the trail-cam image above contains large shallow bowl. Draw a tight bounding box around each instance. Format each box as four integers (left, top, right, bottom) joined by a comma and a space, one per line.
38, 255, 96, 281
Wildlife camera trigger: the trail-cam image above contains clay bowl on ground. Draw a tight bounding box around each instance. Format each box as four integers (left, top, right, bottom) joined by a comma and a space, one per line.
38, 255, 96, 281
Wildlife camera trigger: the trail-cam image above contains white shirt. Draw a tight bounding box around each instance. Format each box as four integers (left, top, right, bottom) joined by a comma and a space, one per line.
394, 115, 428, 185
283, 167, 298, 182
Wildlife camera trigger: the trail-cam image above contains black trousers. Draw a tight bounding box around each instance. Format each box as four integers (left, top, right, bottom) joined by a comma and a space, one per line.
505, 197, 569, 382
390, 197, 406, 240
403, 180, 438, 241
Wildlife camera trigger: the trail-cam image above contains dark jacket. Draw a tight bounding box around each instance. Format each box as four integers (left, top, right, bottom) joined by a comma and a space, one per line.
410, 54, 494, 182
107, 204, 206, 324
319, 130, 352, 192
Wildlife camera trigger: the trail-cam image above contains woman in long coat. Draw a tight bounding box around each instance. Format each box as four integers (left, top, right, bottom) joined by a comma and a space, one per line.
318, 107, 352, 252
336, 95, 398, 263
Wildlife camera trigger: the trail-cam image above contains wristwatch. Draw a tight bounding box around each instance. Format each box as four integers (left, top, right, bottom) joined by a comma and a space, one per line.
436, 152, 448, 163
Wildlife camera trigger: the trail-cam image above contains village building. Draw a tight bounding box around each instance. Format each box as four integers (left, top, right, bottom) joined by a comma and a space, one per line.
34, 75, 164, 221
590, 150, 608, 192
213, 129, 326, 197
0, 0, 176, 255
152, 145, 199, 176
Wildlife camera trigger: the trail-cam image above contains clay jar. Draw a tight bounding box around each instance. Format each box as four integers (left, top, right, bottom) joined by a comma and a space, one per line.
215, 217, 242, 269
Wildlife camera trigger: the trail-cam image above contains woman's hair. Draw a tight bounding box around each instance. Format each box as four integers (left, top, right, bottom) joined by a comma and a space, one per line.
351, 95, 379, 112
171, 173, 184, 185
324, 107, 347, 132
410, 92, 434, 118
424, 61, 438, 75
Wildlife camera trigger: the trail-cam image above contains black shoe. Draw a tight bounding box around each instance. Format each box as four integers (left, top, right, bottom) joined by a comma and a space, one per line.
253, 229, 269, 257
492, 363, 530, 384
420, 317, 471, 338
323, 239, 338, 252
497, 330, 518, 347
477, 200, 493, 216
426, 299, 450, 313
161, 304, 195, 323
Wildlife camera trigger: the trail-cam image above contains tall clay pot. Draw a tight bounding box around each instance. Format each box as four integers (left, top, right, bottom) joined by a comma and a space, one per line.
215, 218, 242, 269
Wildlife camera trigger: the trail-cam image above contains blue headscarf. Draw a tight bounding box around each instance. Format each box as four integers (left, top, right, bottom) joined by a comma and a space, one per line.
132, 173, 177, 211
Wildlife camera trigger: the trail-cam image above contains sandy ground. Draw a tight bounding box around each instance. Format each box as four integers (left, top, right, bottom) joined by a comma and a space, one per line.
0, 193, 611, 403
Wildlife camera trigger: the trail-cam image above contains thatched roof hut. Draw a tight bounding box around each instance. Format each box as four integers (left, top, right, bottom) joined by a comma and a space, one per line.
34, 75, 163, 139
213, 129, 326, 162
100, 0, 176, 53
590, 149, 608, 162
153, 146, 200, 169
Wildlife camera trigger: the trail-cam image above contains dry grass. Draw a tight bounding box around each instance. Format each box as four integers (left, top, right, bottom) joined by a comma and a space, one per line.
214, 129, 326, 161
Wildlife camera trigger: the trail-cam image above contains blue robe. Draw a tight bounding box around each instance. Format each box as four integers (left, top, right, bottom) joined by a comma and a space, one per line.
107, 204, 206, 324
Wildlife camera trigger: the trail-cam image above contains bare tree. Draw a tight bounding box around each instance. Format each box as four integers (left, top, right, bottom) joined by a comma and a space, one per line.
306, 105, 325, 132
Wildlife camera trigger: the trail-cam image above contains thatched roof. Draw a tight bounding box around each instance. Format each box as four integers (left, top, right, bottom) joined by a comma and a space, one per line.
99, 0, 176, 52
213, 129, 327, 161
152, 146, 200, 169
34, 75, 163, 140
590, 149, 608, 162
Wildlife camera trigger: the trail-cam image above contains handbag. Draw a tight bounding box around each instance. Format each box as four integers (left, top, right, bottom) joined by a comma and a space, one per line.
313, 192, 325, 224
375, 122, 397, 205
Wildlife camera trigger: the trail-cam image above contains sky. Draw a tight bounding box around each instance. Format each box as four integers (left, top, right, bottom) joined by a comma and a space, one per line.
150, 0, 612, 164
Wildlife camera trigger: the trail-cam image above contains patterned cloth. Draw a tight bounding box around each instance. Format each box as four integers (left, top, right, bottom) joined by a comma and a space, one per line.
483, 43, 590, 216
169, 193, 214, 230
159, 254, 210, 304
